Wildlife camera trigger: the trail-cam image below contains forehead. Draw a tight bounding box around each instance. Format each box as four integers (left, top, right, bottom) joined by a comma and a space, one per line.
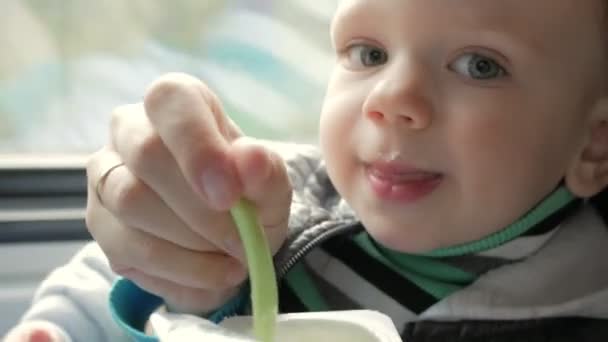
334, 0, 601, 23
333, 0, 604, 55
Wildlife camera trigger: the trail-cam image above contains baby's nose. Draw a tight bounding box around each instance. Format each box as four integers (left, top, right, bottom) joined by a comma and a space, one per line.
362, 67, 434, 130
364, 90, 433, 130
366, 109, 431, 130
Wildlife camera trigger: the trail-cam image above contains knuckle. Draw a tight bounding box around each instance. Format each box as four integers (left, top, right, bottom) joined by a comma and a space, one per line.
111, 103, 143, 146
129, 133, 165, 175
198, 83, 220, 111
85, 150, 104, 187
110, 104, 132, 133
143, 73, 201, 117
111, 176, 147, 222
199, 86, 230, 133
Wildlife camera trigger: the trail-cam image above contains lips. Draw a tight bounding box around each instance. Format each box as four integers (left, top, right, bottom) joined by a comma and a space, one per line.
365, 161, 442, 203
369, 168, 439, 182
368, 160, 440, 180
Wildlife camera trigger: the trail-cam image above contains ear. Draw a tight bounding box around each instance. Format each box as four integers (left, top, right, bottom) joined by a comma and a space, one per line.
566, 99, 608, 198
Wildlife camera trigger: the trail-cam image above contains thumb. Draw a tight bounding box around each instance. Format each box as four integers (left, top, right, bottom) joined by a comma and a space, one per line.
4, 321, 67, 342
230, 137, 292, 253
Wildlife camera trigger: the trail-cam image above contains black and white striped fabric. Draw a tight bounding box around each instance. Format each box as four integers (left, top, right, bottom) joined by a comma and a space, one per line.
282, 199, 583, 333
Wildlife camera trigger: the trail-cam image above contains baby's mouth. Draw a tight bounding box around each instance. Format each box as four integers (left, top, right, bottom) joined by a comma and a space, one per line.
369, 168, 440, 182
366, 160, 440, 179
364, 161, 443, 203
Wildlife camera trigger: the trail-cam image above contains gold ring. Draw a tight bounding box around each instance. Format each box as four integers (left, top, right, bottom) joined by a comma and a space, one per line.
95, 162, 125, 206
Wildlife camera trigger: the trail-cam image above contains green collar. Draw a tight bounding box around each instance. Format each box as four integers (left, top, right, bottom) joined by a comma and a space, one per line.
355, 186, 577, 299
285, 186, 579, 312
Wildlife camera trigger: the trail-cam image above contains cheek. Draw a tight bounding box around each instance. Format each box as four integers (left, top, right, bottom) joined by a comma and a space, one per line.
320, 96, 346, 162
446, 93, 565, 175
319, 83, 363, 194
320, 73, 360, 151
446, 98, 577, 219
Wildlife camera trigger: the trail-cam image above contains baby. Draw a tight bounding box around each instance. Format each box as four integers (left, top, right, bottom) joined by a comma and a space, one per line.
6, 0, 608, 341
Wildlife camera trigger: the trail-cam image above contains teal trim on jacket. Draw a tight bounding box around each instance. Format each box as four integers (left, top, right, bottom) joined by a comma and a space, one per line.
109, 278, 250, 341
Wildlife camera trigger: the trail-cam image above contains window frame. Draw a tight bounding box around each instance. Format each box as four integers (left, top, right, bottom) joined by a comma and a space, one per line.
0, 155, 91, 243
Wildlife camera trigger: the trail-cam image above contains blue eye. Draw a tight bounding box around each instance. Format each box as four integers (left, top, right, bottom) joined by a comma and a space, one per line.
450, 53, 507, 80
346, 44, 388, 69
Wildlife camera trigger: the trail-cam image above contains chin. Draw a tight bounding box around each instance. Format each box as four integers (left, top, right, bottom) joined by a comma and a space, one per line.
361, 216, 440, 254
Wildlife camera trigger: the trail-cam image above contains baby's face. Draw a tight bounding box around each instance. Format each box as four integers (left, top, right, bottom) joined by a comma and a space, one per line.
319, 0, 607, 252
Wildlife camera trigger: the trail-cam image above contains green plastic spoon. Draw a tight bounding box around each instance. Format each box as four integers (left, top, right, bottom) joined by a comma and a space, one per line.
230, 199, 278, 342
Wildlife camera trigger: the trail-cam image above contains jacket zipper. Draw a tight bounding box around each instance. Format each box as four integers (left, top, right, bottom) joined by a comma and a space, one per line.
275, 220, 362, 279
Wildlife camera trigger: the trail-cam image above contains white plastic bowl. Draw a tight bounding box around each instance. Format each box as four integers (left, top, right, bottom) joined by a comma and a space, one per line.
151, 310, 402, 342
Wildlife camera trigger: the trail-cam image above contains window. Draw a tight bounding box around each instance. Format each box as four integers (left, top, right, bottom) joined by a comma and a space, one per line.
1, 1, 336, 153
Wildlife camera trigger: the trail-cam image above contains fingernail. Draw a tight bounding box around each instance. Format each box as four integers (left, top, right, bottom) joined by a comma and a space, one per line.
201, 159, 238, 210
225, 265, 247, 286
28, 329, 54, 342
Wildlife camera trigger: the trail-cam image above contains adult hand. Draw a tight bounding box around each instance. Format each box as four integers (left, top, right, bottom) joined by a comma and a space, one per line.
86, 73, 292, 314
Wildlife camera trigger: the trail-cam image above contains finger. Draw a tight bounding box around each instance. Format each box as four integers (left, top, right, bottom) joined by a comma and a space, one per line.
86, 147, 124, 203
120, 269, 242, 314
3, 321, 66, 342
231, 137, 292, 252
87, 187, 246, 290
27, 329, 54, 342
143, 73, 243, 210
93, 153, 216, 252
125, 231, 247, 290
110, 105, 244, 256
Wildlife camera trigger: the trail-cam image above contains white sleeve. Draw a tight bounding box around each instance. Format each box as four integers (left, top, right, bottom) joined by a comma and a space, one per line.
20, 242, 130, 342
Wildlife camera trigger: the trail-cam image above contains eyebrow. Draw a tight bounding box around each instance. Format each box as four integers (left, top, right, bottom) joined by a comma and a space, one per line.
330, 0, 378, 45
465, 18, 549, 58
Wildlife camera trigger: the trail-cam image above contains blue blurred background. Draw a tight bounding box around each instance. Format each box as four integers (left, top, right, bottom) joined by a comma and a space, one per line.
0, 1, 337, 334
0, 0, 337, 153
